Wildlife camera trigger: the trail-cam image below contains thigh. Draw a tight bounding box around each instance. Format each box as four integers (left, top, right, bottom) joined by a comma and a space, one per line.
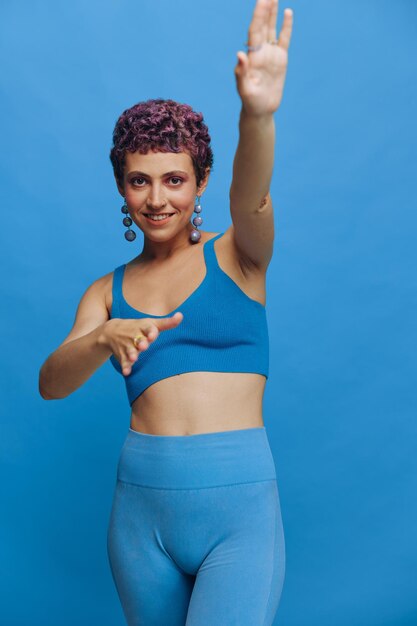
185, 479, 286, 626
107, 480, 195, 626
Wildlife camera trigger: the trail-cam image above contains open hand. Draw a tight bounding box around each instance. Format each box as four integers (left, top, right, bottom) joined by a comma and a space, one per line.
234, 0, 294, 116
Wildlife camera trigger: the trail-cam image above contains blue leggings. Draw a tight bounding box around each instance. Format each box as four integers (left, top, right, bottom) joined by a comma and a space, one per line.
107, 426, 286, 625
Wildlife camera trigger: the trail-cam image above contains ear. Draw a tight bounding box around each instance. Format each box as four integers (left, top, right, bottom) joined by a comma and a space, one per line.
197, 167, 210, 196
114, 174, 125, 198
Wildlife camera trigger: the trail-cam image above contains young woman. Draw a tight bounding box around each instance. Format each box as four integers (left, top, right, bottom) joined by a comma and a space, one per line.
39, 1, 293, 623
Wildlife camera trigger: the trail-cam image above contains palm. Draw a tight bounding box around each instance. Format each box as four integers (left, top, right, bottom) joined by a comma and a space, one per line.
235, 0, 294, 116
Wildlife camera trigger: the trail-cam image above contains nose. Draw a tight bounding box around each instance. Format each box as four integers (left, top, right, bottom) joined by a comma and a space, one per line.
146, 185, 166, 209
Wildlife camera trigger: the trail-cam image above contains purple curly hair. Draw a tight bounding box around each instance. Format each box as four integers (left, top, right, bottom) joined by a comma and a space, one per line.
109, 98, 214, 191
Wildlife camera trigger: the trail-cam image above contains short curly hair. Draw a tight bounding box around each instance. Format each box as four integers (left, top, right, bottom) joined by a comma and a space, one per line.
110, 98, 214, 191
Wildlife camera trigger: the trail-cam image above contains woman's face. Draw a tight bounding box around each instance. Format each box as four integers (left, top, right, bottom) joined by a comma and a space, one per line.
117, 150, 208, 238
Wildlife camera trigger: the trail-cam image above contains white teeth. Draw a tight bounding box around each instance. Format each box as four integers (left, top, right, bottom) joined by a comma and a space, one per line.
146, 214, 173, 221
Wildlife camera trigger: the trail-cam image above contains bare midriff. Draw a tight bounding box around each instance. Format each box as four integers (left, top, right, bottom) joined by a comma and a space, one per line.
129, 371, 266, 436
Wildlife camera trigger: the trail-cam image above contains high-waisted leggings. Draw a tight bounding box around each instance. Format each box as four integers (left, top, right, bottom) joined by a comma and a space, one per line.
107, 426, 286, 625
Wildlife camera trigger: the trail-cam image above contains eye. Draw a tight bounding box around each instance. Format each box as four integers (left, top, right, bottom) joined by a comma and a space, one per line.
131, 177, 146, 186
130, 176, 183, 187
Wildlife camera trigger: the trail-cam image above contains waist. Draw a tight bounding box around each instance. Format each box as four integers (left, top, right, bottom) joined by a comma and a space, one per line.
130, 371, 266, 431
116, 426, 277, 489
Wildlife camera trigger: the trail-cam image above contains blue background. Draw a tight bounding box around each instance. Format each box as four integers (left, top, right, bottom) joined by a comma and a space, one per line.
1, 0, 416, 624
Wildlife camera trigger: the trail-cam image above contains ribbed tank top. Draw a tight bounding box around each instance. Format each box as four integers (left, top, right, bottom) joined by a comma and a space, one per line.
109, 232, 269, 406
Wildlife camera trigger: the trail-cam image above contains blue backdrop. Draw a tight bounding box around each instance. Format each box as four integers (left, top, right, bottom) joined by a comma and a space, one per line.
1, 1, 416, 624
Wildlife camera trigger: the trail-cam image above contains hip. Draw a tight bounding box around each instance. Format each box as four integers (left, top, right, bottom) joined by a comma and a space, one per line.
116, 425, 277, 490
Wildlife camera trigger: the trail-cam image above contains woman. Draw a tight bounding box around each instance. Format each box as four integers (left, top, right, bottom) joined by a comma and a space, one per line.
39, 0, 293, 623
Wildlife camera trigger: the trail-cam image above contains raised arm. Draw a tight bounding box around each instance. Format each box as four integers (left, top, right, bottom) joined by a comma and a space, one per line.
229, 0, 293, 270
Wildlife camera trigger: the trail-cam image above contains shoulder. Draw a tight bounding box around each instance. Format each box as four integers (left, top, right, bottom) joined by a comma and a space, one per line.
60, 270, 114, 346
86, 269, 118, 317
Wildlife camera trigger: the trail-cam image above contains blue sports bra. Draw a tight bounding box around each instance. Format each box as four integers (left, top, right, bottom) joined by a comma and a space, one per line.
109, 232, 269, 406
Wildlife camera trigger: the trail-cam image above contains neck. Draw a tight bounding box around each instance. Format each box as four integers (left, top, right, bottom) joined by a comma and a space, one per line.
138, 226, 197, 263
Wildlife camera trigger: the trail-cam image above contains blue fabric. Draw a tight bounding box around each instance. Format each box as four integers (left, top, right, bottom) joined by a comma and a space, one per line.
109, 232, 269, 405
107, 426, 286, 625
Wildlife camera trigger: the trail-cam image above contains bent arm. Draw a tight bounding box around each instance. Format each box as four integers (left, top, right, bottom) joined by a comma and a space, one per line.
38, 276, 112, 400
39, 325, 111, 400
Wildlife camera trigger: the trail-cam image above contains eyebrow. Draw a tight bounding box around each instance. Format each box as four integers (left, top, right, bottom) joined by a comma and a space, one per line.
127, 170, 188, 177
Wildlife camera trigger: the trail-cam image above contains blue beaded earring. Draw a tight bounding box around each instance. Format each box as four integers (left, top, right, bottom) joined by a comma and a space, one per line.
190, 195, 203, 243
121, 198, 136, 242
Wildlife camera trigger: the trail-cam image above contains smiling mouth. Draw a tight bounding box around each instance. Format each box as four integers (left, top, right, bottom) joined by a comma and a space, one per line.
143, 213, 175, 222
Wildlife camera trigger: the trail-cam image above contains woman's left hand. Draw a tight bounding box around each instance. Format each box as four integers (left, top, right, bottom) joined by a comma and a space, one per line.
234, 0, 294, 117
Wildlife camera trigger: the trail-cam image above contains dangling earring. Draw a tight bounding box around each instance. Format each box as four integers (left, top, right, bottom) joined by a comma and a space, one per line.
121, 198, 136, 242
190, 195, 203, 243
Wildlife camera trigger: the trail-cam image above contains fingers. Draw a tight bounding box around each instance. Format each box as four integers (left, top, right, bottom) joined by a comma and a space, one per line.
247, 0, 293, 53
268, 0, 278, 42
278, 8, 293, 51
121, 312, 184, 377
235, 50, 250, 75
154, 310, 184, 331
122, 345, 140, 376
121, 335, 149, 376
120, 323, 156, 376
248, 0, 270, 49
